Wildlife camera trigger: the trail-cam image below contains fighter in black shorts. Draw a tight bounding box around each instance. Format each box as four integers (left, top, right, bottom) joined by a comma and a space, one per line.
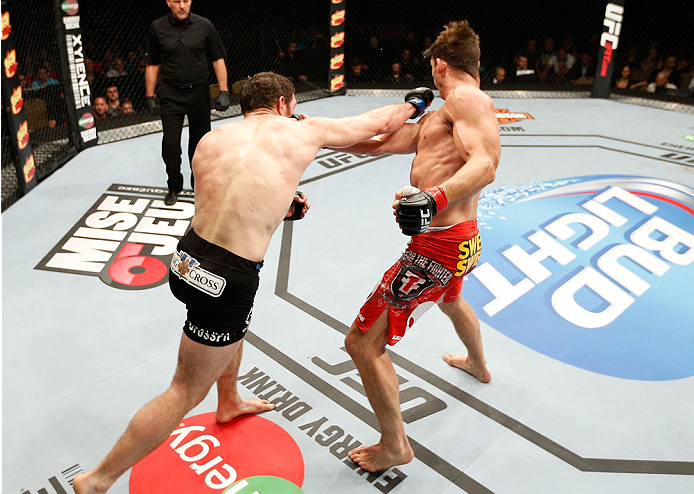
73, 71, 417, 494
169, 229, 263, 346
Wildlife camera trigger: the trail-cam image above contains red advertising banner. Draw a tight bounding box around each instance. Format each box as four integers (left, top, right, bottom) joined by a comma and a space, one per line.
1, 5, 38, 192
329, 0, 346, 95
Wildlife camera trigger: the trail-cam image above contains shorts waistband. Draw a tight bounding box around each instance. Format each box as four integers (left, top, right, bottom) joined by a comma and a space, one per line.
406, 219, 480, 272
180, 229, 263, 273
417, 218, 478, 238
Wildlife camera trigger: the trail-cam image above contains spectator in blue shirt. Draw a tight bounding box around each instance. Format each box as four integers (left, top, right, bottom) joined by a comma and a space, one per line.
31, 68, 59, 89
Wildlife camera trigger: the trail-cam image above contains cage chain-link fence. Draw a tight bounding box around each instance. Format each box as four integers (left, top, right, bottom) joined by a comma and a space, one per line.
2, 0, 691, 211
78, 0, 331, 142
1, 108, 21, 211
2, 0, 77, 210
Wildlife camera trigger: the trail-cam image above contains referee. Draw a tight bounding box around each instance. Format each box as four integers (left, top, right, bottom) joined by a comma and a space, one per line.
145, 0, 230, 206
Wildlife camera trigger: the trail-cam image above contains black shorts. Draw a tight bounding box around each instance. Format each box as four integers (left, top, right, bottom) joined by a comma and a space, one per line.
169, 229, 263, 346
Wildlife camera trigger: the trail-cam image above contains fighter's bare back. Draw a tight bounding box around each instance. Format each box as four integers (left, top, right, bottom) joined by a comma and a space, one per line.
190, 115, 318, 262
190, 102, 416, 262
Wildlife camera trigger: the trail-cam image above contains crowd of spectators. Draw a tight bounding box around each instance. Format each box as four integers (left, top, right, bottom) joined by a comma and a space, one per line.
613, 47, 692, 95
346, 34, 434, 86
16, 38, 152, 134
14, 25, 693, 137
78, 38, 150, 121
17, 52, 68, 132
490, 36, 692, 97
344, 31, 693, 98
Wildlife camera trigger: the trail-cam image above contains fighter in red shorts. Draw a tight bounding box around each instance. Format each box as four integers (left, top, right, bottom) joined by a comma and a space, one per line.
356, 206, 482, 346
73, 72, 419, 494
331, 21, 501, 473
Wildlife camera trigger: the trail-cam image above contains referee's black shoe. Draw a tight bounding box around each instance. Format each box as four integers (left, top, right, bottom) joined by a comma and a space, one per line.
164, 190, 178, 206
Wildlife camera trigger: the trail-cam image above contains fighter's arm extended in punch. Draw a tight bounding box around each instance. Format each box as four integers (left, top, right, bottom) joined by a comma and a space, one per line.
304, 103, 416, 149
329, 119, 422, 155
327, 87, 433, 155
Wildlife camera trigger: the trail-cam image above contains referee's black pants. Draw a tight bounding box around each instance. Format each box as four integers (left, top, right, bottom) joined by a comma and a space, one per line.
159, 81, 211, 193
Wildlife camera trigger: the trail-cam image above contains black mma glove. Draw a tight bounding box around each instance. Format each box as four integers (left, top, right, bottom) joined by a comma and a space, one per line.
146, 96, 159, 116
396, 186, 448, 235
405, 87, 434, 119
215, 90, 230, 111
284, 190, 306, 221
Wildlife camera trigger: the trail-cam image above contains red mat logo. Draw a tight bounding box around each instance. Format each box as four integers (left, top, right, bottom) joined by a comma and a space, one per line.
130, 412, 304, 494
495, 108, 533, 125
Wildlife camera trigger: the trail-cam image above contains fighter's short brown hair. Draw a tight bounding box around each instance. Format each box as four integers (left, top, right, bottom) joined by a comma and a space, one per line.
240, 72, 296, 114
424, 21, 480, 78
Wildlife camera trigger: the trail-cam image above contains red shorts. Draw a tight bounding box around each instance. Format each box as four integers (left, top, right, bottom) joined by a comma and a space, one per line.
355, 219, 481, 345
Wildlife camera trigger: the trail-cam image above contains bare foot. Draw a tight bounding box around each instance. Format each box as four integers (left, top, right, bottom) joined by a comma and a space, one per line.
215, 399, 275, 424
443, 354, 492, 383
348, 443, 414, 473
72, 471, 107, 494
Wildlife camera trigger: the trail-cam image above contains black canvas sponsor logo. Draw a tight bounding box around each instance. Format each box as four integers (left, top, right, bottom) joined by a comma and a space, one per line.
312, 350, 447, 424
314, 150, 376, 169
661, 141, 694, 153
659, 153, 694, 165
20, 463, 82, 494
36, 184, 194, 290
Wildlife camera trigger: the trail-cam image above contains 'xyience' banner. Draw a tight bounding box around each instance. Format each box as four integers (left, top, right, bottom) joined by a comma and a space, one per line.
54, 0, 98, 149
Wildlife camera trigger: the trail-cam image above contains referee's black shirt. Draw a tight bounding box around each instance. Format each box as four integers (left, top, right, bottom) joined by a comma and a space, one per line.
146, 13, 226, 87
